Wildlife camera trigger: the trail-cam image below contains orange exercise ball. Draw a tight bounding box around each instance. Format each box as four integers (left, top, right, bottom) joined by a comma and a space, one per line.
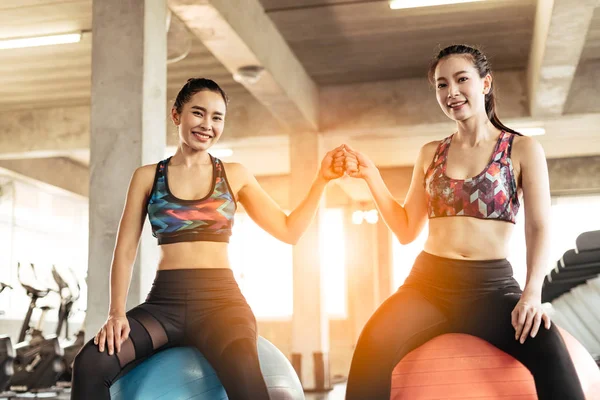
391, 326, 600, 399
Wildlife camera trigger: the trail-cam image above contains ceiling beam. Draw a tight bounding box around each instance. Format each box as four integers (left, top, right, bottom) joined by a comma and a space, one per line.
527, 0, 597, 117
2, 74, 599, 167
0, 95, 283, 159
168, 0, 319, 132
0, 157, 89, 197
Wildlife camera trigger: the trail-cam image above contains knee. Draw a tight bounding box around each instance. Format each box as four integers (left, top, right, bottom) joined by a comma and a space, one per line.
222, 339, 259, 360
72, 340, 119, 381
528, 324, 567, 354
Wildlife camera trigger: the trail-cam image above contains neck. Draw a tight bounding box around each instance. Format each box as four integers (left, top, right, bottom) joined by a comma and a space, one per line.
454, 114, 499, 146
172, 146, 212, 167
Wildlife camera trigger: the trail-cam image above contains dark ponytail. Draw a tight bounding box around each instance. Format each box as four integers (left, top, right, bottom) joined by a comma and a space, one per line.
428, 44, 521, 135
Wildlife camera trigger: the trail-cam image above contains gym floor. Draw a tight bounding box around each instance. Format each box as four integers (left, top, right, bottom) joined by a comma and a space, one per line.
1, 383, 348, 399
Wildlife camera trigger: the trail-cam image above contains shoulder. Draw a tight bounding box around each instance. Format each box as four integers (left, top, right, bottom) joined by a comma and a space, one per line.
130, 163, 160, 192
511, 134, 545, 163
421, 140, 443, 156
221, 161, 249, 176
134, 163, 160, 179
418, 139, 443, 165
221, 161, 254, 188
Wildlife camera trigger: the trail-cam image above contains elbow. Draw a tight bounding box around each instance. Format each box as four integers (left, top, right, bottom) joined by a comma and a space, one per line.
285, 234, 300, 246
396, 230, 420, 245
525, 220, 550, 237
397, 235, 413, 245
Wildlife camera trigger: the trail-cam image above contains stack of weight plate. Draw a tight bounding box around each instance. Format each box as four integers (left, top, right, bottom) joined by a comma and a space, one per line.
542, 230, 600, 365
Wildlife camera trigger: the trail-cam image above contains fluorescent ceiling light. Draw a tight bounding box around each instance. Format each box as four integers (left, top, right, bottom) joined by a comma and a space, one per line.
390, 0, 484, 9
209, 148, 234, 158
517, 127, 545, 136
0, 32, 82, 50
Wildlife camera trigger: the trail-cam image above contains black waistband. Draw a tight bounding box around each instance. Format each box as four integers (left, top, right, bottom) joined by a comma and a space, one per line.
406, 251, 518, 291
155, 267, 234, 281
157, 231, 231, 245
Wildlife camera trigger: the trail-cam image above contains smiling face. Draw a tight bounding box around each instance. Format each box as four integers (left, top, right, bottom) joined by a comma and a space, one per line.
171, 90, 227, 152
434, 55, 492, 122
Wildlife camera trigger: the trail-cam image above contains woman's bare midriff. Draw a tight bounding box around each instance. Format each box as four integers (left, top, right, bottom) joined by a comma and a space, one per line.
424, 217, 515, 260
157, 241, 231, 270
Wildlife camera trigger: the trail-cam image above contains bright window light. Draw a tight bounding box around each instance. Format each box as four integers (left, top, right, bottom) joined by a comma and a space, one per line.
320, 209, 347, 318
209, 148, 233, 158
392, 225, 429, 290
516, 127, 546, 136
390, 0, 484, 9
0, 33, 82, 50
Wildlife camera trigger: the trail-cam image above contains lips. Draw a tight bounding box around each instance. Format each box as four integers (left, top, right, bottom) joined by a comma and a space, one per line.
447, 100, 467, 108
192, 131, 213, 139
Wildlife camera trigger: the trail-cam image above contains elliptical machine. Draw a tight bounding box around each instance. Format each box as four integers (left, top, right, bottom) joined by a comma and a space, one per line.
51, 265, 85, 384
0, 282, 15, 392
9, 263, 65, 392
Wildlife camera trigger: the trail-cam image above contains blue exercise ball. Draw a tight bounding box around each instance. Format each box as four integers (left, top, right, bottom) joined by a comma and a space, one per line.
110, 336, 304, 400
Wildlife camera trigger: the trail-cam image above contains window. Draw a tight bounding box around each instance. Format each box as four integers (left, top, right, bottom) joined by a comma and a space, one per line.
392, 225, 428, 290
0, 178, 88, 323
228, 208, 347, 319
320, 209, 346, 318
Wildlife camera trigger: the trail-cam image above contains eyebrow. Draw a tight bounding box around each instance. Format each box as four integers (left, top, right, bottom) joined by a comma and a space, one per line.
436, 70, 469, 82
191, 105, 224, 116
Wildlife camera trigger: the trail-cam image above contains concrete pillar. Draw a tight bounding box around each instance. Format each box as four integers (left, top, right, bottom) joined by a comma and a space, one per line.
86, 0, 166, 337
290, 131, 330, 391
345, 208, 379, 344
376, 219, 393, 305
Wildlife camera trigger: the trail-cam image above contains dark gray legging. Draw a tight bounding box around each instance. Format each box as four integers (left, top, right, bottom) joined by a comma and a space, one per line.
71, 268, 269, 400
345, 251, 585, 400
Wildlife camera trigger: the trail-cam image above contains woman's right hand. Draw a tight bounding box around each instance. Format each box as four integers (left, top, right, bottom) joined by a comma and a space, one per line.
94, 314, 130, 355
343, 144, 378, 180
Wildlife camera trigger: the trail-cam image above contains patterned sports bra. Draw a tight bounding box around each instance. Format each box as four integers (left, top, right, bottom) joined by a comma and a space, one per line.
424, 130, 520, 224
147, 155, 236, 244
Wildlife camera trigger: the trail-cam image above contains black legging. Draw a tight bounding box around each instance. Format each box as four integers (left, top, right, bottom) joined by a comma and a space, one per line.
346, 251, 585, 400
71, 268, 270, 400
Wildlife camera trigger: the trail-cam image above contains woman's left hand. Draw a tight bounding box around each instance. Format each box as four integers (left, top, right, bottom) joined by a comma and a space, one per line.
511, 292, 551, 344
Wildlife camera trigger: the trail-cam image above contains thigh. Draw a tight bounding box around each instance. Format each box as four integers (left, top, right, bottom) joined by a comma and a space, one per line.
71, 301, 185, 399
75, 301, 185, 383
116, 302, 185, 369
185, 299, 258, 359
345, 286, 450, 400
458, 292, 573, 370
459, 293, 584, 399
354, 286, 450, 361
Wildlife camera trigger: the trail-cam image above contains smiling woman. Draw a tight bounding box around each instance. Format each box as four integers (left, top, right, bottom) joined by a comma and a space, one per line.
341, 44, 589, 400
70, 77, 348, 400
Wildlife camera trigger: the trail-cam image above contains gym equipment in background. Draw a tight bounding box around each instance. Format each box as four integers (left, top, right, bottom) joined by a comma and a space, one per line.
0, 282, 15, 392
9, 263, 65, 392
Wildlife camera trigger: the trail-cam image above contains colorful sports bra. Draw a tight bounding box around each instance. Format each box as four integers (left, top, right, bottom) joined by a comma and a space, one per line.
147, 155, 236, 244
424, 130, 520, 223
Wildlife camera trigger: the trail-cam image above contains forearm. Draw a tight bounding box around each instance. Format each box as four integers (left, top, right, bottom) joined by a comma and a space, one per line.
523, 224, 551, 296
365, 170, 410, 243
108, 248, 137, 315
285, 175, 328, 243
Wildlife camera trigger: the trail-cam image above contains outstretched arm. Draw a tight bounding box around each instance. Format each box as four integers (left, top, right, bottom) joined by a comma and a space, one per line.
343, 143, 431, 244
235, 146, 345, 244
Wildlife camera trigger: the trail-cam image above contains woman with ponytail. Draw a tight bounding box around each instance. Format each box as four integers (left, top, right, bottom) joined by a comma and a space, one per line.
341, 45, 585, 399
